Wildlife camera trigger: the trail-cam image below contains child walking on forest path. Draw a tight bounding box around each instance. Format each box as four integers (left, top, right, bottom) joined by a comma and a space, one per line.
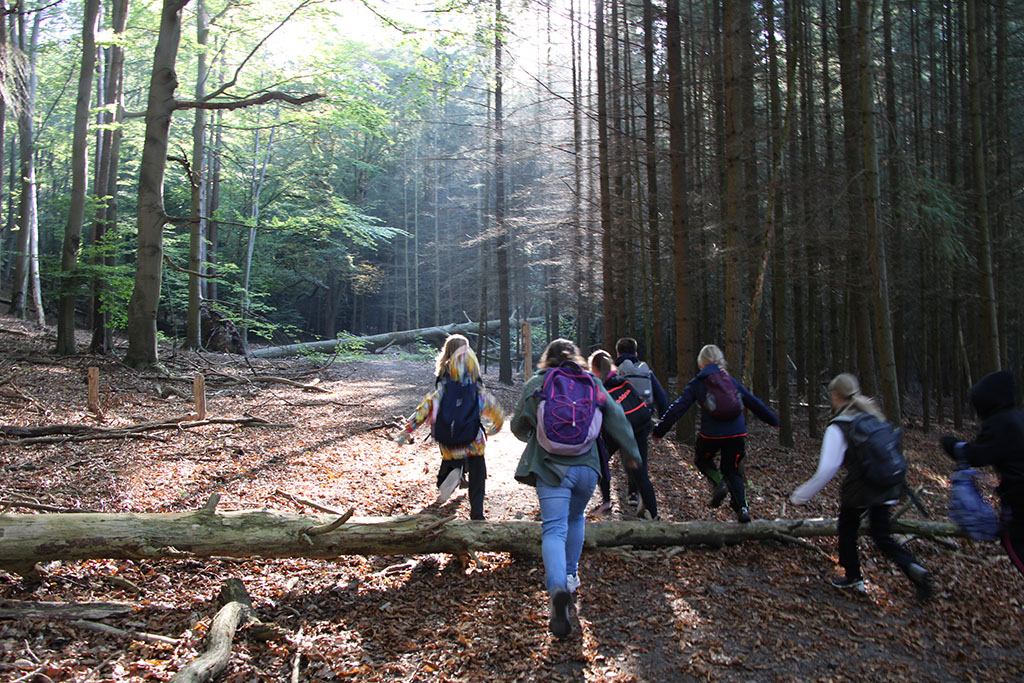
651, 344, 778, 523
588, 349, 658, 519
395, 334, 504, 520
512, 339, 642, 640
941, 370, 1024, 579
613, 337, 670, 509
791, 373, 932, 599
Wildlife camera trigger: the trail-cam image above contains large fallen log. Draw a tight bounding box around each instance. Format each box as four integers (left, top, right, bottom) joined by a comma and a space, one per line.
0, 510, 968, 570
249, 318, 542, 358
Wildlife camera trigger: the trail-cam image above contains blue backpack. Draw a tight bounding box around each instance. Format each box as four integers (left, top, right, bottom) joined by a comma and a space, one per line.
535, 362, 604, 456
949, 466, 1001, 542
432, 378, 481, 448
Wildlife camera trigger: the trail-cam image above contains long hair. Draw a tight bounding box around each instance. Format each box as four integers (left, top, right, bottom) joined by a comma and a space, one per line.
435, 334, 481, 382
697, 344, 727, 371
588, 349, 614, 381
539, 338, 586, 370
828, 373, 884, 419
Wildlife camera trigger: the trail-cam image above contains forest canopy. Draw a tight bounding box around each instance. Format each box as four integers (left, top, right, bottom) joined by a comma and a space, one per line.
0, 0, 1021, 434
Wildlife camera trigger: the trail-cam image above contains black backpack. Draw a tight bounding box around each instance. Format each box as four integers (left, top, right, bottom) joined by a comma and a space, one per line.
844, 413, 907, 489
432, 378, 482, 448
701, 371, 743, 420
606, 378, 653, 429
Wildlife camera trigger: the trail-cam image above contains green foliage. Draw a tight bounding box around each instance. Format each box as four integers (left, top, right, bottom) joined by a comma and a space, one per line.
905, 173, 973, 266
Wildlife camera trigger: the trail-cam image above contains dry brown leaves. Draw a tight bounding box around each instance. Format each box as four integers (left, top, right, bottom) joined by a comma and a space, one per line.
0, 313, 1022, 681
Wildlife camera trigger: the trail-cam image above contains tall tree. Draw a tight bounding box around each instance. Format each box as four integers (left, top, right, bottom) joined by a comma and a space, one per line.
185, 0, 210, 350
494, 0, 512, 383
966, 0, 1000, 374
56, 0, 100, 355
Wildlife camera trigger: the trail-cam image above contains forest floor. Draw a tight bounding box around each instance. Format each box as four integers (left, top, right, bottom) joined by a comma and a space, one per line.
1, 312, 1022, 682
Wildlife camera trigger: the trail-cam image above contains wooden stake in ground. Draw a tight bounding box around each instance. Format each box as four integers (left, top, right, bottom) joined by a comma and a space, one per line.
87, 367, 102, 418
522, 321, 532, 377
193, 373, 206, 420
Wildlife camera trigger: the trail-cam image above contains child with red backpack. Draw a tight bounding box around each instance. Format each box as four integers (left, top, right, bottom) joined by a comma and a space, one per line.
395, 334, 504, 520
651, 344, 778, 523
588, 349, 658, 519
512, 339, 642, 640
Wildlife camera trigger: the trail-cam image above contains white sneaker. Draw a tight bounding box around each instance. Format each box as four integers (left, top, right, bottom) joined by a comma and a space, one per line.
566, 572, 580, 594
436, 468, 462, 504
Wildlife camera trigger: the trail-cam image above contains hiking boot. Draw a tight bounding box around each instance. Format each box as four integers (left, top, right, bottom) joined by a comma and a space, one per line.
628, 492, 639, 507
566, 572, 581, 594
590, 500, 613, 515
830, 575, 865, 592
908, 563, 933, 601
436, 468, 462, 504
549, 590, 572, 640
736, 507, 751, 523
710, 480, 728, 508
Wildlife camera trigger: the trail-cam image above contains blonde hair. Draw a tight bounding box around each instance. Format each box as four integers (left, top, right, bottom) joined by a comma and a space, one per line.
540, 339, 586, 370
435, 334, 481, 382
828, 373, 884, 419
588, 349, 615, 381
697, 344, 727, 371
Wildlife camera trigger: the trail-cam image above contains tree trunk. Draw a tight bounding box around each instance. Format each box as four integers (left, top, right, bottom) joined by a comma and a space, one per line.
494, 0, 511, 384
722, 0, 746, 367
186, 0, 209, 350
8, 9, 41, 321
666, 0, 694, 441
966, 0, 1000, 375
0, 511, 967, 569
642, 0, 663, 376
125, 0, 191, 369
249, 319, 539, 358
89, 0, 129, 355
56, 0, 99, 355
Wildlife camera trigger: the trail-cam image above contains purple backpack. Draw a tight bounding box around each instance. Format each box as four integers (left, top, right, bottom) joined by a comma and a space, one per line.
701, 371, 743, 420
535, 362, 604, 456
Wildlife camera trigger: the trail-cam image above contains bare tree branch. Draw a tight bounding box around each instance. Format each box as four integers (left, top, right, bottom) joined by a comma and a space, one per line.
175, 91, 324, 111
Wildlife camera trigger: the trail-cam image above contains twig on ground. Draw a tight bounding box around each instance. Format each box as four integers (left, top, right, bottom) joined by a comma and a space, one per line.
72, 619, 180, 645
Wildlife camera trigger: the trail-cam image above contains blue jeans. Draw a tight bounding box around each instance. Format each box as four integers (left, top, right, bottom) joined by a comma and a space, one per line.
535, 465, 599, 594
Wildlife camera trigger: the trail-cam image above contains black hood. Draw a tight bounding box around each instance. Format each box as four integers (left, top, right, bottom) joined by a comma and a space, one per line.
969, 370, 1018, 420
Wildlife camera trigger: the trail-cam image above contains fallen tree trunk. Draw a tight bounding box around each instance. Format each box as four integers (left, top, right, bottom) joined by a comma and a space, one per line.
0, 510, 968, 570
249, 318, 542, 358
171, 579, 255, 683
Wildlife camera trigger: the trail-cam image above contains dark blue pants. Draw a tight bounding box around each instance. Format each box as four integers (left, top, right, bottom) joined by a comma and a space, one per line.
837, 504, 916, 580
602, 424, 658, 518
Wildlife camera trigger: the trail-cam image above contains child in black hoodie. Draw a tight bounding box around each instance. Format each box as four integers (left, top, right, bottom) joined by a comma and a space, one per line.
941, 370, 1024, 579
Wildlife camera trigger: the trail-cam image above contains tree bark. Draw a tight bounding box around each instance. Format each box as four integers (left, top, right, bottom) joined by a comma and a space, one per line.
125, 0, 191, 368
185, 0, 209, 350
249, 318, 540, 358
0, 511, 967, 568
56, 0, 99, 356
493, 0, 512, 384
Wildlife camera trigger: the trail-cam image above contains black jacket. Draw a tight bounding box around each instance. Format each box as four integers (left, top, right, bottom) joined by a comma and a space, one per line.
959, 371, 1024, 531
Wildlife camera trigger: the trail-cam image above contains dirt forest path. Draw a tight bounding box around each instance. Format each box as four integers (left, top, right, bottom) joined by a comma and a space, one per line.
2, 315, 1023, 682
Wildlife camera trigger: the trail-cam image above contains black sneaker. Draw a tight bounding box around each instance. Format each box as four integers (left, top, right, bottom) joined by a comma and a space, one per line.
736, 507, 751, 523
549, 590, 572, 640
710, 480, 728, 508
627, 492, 639, 507
908, 563, 933, 601
830, 575, 865, 592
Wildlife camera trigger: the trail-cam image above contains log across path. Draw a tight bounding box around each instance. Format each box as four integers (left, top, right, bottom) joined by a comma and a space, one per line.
0, 508, 967, 572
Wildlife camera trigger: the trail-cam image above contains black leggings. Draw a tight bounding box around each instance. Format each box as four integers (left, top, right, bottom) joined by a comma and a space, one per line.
599, 426, 658, 518
437, 456, 487, 520
695, 435, 746, 510
837, 504, 917, 579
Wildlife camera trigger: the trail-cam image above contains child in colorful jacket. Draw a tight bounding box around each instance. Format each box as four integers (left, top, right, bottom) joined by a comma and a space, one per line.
396, 335, 504, 520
